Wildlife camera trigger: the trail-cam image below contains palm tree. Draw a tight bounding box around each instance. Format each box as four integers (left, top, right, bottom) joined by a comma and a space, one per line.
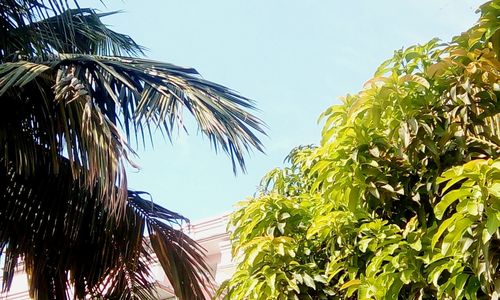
0, 1, 265, 299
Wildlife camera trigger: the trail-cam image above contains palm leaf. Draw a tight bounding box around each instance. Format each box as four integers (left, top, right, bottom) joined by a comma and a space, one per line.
0, 156, 212, 300
0, 2, 264, 299
1, 2, 134, 59
129, 192, 214, 299
0, 55, 265, 217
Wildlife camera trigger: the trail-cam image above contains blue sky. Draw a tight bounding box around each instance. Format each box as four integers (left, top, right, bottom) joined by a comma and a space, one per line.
87, 0, 484, 221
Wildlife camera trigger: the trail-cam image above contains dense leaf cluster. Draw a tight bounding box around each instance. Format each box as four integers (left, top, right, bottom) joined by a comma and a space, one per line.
220, 2, 500, 299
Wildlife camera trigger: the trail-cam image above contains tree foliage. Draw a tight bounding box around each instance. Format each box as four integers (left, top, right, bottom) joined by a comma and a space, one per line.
0, 1, 264, 299
219, 2, 500, 299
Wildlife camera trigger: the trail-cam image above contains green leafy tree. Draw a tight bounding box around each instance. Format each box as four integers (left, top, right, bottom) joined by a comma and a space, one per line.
0, 1, 264, 299
219, 2, 500, 299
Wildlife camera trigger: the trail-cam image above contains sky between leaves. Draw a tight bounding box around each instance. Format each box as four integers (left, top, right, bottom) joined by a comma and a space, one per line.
79, 0, 483, 221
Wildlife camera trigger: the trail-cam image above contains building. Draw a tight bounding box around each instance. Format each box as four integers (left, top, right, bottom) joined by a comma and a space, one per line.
0, 214, 234, 300
152, 214, 234, 299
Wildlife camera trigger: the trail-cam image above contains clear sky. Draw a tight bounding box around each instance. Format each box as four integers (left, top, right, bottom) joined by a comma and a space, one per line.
84, 0, 484, 221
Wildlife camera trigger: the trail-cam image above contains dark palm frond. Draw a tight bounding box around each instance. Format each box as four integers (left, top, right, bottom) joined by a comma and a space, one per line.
129, 192, 215, 299
0, 1, 142, 61
52, 54, 266, 172
0, 55, 265, 217
0, 155, 212, 300
0, 2, 265, 299
6, 8, 143, 59
0, 60, 132, 219
90, 239, 159, 300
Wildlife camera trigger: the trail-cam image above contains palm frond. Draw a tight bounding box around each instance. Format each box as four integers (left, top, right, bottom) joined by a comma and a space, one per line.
0, 55, 264, 218
0, 60, 132, 219
54, 54, 266, 172
129, 192, 214, 300
0, 1, 142, 60
0, 156, 212, 300
0, 2, 265, 299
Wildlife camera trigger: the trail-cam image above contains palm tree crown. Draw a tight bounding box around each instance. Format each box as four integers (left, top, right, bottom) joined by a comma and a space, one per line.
0, 1, 265, 299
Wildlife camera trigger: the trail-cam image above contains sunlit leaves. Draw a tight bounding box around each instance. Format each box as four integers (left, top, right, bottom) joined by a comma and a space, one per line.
432, 159, 500, 297
220, 2, 500, 299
